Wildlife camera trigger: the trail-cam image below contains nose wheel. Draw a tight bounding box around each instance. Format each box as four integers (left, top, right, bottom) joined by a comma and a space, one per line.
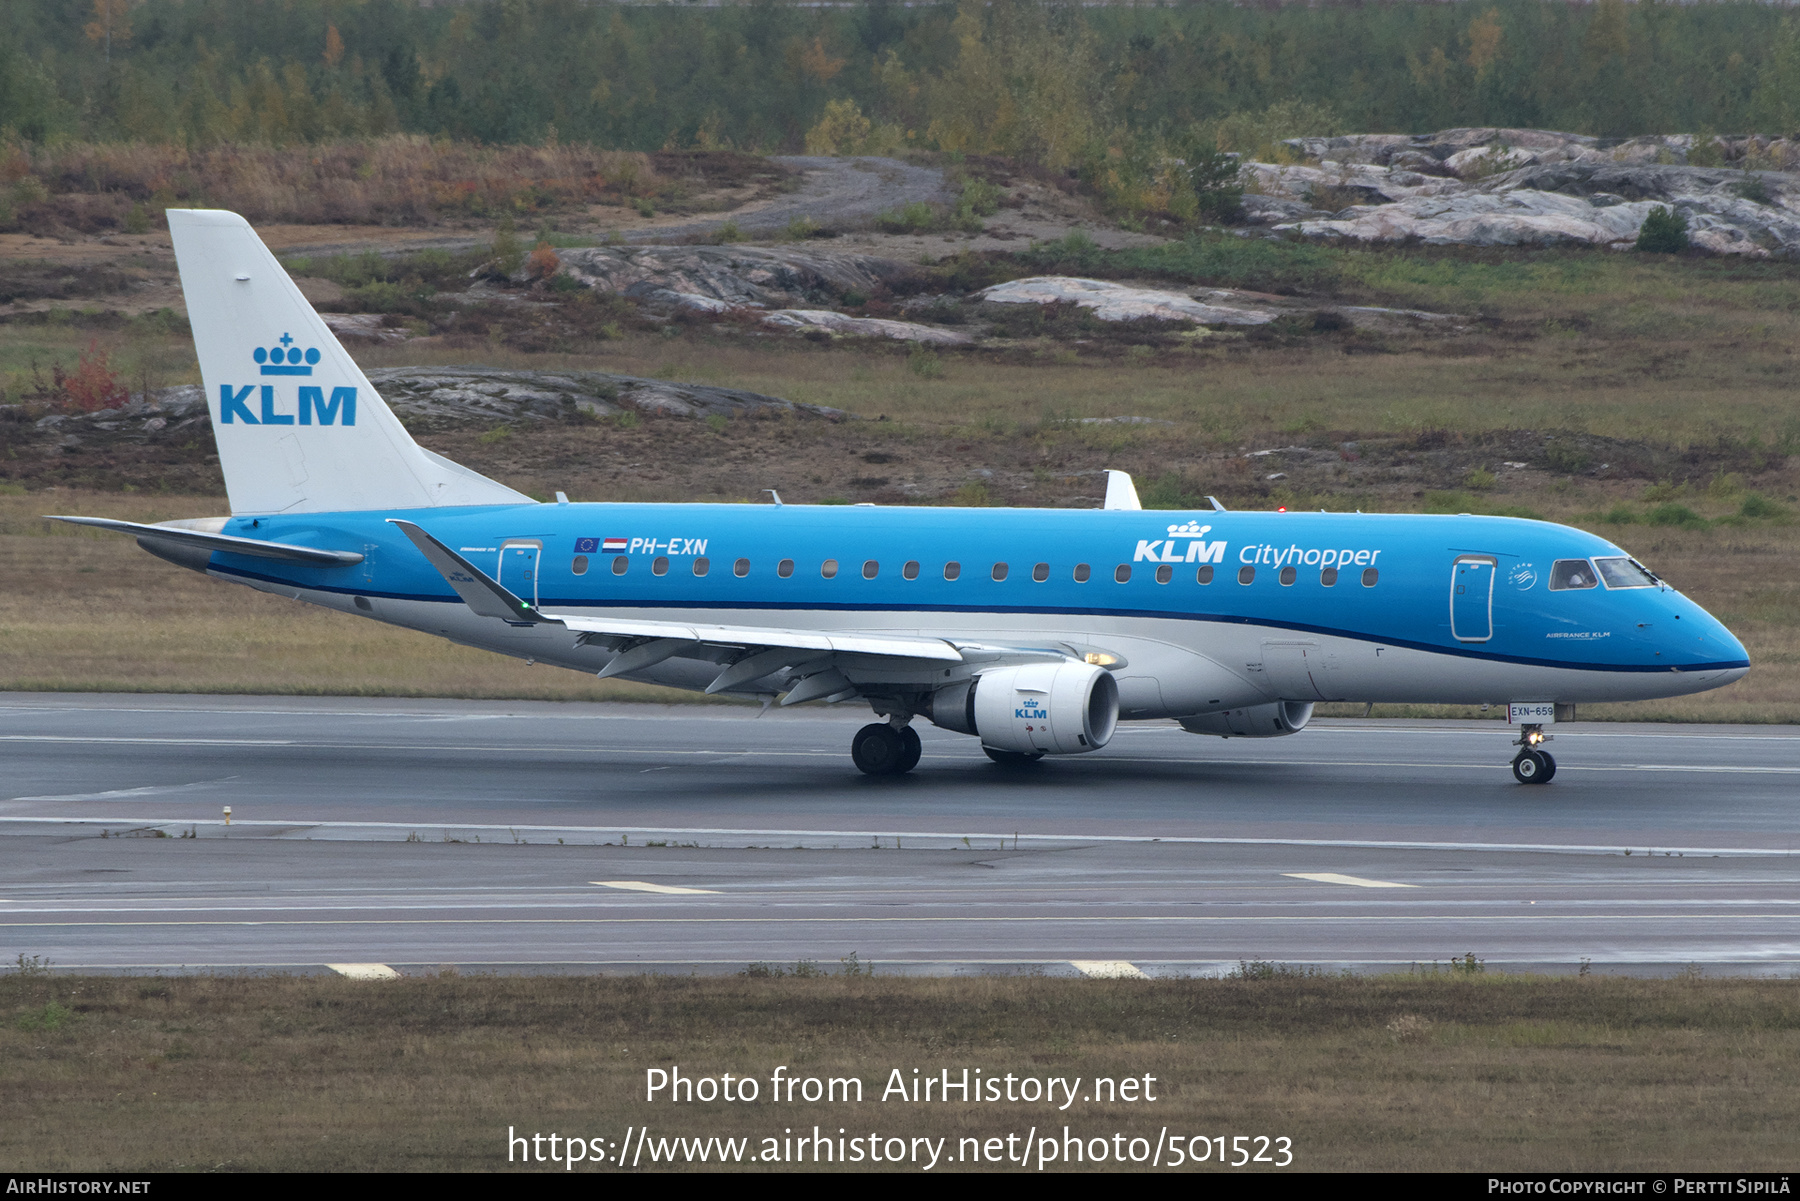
1510, 723, 1557, 785
852, 722, 922, 776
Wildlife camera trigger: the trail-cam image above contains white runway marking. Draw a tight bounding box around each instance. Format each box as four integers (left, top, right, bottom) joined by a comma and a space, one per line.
1071, 960, 1149, 979
325, 963, 399, 979
592, 881, 720, 895
1285, 872, 1418, 889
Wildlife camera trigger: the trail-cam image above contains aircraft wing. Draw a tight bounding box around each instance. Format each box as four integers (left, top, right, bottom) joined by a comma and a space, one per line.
391, 519, 1067, 701
47, 515, 365, 565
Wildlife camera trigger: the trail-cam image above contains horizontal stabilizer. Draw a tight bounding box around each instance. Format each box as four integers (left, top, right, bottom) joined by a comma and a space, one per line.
47, 515, 363, 565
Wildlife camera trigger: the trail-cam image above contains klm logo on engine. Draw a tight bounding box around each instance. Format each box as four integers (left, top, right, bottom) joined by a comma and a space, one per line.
220, 334, 355, 426
1134, 522, 1226, 564
1015, 703, 1048, 720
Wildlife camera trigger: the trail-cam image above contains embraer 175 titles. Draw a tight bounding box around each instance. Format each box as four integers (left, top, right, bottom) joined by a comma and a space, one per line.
55, 211, 1750, 781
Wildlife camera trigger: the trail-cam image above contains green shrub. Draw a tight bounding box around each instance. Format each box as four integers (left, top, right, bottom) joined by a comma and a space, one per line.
877, 201, 938, 233
1603, 504, 1638, 524
1636, 205, 1689, 253
1646, 502, 1708, 528
1543, 443, 1592, 474
1183, 141, 1245, 223
1735, 176, 1772, 205
1740, 492, 1789, 519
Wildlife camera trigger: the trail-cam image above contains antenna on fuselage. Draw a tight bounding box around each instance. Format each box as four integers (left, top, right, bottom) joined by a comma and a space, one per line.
764, 489, 783, 506
1206, 496, 1227, 512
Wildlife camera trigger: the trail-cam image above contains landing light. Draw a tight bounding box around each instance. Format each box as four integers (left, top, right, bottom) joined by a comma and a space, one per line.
1084, 652, 1118, 667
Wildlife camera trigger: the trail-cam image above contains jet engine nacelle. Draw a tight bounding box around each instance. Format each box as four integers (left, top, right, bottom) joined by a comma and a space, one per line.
1179, 701, 1314, 739
926, 662, 1120, 755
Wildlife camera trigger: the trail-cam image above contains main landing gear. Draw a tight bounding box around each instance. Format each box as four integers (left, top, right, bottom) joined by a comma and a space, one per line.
1510, 723, 1557, 785
852, 721, 922, 776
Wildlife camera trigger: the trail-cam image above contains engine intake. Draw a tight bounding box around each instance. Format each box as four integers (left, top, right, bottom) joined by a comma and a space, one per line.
1179, 701, 1313, 739
926, 662, 1119, 755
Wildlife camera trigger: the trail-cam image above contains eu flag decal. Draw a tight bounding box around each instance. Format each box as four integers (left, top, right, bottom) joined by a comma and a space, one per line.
574, 537, 600, 554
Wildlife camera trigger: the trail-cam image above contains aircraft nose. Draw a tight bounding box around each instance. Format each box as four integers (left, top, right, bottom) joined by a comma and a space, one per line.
1675, 595, 1749, 671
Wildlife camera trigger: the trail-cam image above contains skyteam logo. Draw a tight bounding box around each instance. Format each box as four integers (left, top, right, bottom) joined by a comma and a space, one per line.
221, 334, 356, 426
1133, 522, 1226, 564
255, 333, 320, 376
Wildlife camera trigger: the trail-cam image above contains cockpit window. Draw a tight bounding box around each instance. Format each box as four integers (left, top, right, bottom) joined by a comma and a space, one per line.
1594, 557, 1660, 589
1549, 559, 1598, 591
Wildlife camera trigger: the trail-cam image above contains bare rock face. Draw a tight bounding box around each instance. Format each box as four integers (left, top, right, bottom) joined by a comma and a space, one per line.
1248, 126, 1800, 257
550, 245, 920, 310
364, 367, 846, 424
22, 370, 844, 448
979, 276, 1278, 325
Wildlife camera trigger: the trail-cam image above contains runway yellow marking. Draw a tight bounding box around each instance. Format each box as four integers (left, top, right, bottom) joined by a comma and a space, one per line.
1284, 872, 1418, 889
592, 881, 719, 895
326, 963, 399, 979
1070, 960, 1148, 979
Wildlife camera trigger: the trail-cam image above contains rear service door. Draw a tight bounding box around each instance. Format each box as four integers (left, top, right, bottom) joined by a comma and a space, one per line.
499, 540, 543, 607
1450, 555, 1497, 642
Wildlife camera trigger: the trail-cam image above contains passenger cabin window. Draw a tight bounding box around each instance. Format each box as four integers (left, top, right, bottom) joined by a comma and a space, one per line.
1549, 559, 1598, 590
1074, 564, 1091, 583
1115, 564, 1131, 583
1594, 557, 1659, 589
992, 563, 1008, 581
612, 556, 629, 576
734, 558, 750, 577
1279, 566, 1297, 586
1155, 565, 1173, 584
821, 559, 839, 579
571, 555, 589, 576
944, 562, 961, 581
1320, 566, 1338, 586
1032, 563, 1049, 582
778, 559, 795, 579
1196, 565, 1214, 584
863, 560, 878, 579
1238, 565, 1255, 585
903, 561, 920, 580
693, 558, 709, 577
1361, 567, 1379, 587
652, 556, 669, 576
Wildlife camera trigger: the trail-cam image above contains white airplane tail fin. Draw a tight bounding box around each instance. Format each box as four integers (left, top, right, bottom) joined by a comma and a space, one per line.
167, 209, 531, 515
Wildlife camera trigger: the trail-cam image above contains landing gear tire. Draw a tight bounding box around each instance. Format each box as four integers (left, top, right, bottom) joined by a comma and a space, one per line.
896, 726, 922, 774
983, 746, 1045, 768
1512, 750, 1552, 785
852, 723, 914, 776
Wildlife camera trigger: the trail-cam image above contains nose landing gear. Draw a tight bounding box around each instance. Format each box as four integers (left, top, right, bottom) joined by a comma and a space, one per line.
1511, 723, 1557, 785
852, 721, 922, 776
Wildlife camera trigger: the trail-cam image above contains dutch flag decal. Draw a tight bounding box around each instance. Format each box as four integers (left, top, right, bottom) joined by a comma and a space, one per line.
601, 537, 629, 553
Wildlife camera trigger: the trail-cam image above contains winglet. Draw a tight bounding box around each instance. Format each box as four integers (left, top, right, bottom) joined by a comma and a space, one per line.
388, 519, 553, 624
1103, 470, 1142, 511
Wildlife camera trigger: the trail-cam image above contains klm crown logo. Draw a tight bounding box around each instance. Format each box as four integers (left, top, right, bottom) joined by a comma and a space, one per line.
255, 333, 320, 377
219, 332, 356, 427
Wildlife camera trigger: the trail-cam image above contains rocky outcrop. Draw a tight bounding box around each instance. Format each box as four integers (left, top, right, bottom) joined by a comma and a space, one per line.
971, 276, 1463, 332
978, 276, 1278, 325
1245, 127, 1800, 257
364, 367, 845, 423
759, 309, 974, 345
550, 245, 919, 309
21, 369, 842, 446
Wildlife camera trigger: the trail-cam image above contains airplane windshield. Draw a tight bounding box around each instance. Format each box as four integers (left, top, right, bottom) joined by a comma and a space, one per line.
1594, 556, 1661, 589
1548, 559, 1598, 590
